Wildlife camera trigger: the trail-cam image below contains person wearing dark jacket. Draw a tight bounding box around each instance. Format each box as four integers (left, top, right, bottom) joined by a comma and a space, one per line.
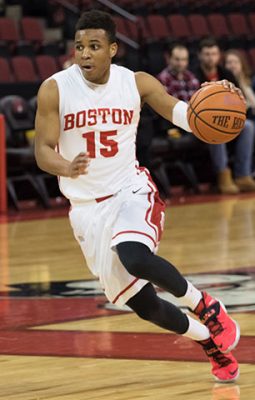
194, 38, 255, 194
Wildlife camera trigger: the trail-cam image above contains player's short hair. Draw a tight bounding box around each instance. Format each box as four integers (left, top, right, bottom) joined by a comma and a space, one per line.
199, 37, 219, 51
166, 42, 188, 57
75, 9, 116, 43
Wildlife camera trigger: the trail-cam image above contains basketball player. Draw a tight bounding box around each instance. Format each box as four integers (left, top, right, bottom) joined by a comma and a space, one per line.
35, 10, 243, 382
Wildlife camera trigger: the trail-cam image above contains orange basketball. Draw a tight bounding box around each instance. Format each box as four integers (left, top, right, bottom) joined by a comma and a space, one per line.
187, 84, 246, 144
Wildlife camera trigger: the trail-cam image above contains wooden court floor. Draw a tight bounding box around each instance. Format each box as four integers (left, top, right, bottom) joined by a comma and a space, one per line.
0, 195, 255, 399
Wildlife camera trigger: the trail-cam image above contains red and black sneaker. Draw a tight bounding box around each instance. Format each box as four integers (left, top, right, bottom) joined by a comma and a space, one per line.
193, 292, 240, 353
198, 338, 239, 383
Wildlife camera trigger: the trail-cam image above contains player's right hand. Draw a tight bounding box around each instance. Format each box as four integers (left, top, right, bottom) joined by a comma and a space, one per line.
201, 80, 245, 102
68, 152, 90, 178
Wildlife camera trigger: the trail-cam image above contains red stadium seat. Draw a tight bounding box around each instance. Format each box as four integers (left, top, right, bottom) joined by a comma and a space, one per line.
167, 15, 192, 39
125, 19, 139, 40
207, 14, 230, 38
0, 94, 51, 209
126, 16, 151, 41
35, 55, 59, 80
81, 0, 93, 8
112, 16, 130, 37
0, 17, 19, 49
58, 54, 70, 69
11, 56, 38, 82
21, 17, 44, 43
247, 13, 255, 35
248, 48, 255, 72
188, 14, 210, 38
0, 57, 14, 82
138, 16, 152, 40
227, 13, 250, 37
146, 15, 170, 39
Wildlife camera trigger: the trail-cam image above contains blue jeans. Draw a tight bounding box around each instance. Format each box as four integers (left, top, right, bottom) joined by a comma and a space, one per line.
208, 119, 255, 177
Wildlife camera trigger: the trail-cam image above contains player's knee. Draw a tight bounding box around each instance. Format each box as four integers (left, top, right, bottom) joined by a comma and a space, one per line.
121, 255, 149, 277
116, 242, 151, 277
127, 257, 146, 276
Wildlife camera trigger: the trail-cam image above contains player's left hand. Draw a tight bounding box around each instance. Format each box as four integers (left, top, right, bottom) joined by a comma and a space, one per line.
201, 79, 245, 102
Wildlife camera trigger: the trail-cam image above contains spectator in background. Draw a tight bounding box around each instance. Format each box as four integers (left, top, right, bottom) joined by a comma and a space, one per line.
156, 43, 206, 195
252, 76, 255, 94
157, 43, 202, 150
158, 43, 200, 102
195, 38, 255, 194
225, 49, 255, 121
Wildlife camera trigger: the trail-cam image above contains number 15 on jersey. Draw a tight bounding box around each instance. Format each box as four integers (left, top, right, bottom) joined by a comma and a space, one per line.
82, 130, 118, 158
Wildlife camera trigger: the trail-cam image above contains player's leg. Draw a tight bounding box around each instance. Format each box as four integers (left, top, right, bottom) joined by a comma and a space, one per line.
234, 119, 255, 191
126, 281, 207, 339
117, 242, 190, 297
208, 144, 239, 194
116, 241, 240, 354
126, 282, 239, 383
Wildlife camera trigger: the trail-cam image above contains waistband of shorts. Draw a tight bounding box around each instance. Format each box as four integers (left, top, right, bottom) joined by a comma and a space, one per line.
95, 194, 114, 203
70, 194, 114, 206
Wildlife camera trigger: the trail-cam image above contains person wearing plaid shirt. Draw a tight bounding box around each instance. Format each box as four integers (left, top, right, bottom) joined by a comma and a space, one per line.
157, 43, 199, 102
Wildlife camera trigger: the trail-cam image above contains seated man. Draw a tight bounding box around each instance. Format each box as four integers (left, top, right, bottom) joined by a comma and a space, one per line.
157, 42, 207, 191
158, 42, 200, 104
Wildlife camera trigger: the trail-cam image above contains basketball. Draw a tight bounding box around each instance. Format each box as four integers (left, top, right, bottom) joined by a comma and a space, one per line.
187, 84, 247, 144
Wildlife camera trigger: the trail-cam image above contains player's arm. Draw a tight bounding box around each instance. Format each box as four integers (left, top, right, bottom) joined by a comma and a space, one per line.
135, 72, 245, 132
35, 79, 89, 178
135, 71, 191, 132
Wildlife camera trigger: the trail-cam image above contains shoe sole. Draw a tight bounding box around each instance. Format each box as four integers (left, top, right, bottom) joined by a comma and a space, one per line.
214, 369, 240, 383
217, 300, 241, 354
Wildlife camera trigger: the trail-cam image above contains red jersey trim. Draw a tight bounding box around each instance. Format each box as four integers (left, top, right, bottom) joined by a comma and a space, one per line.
112, 230, 157, 247
112, 277, 140, 304
56, 143, 60, 184
143, 169, 160, 242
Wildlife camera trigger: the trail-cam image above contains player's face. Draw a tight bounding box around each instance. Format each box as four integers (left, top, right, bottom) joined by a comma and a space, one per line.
225, 54, 242, 77
199, 46, 221, 69
74, 29, 117, 84
168, 48, 189, 73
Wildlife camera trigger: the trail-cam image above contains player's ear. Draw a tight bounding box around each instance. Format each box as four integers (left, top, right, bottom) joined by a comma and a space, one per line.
110, 42, 118, 59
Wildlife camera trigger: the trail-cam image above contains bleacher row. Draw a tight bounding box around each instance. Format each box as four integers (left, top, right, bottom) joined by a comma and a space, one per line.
0, 16, 45, 50
0, 55, 66, 83
48, 0, 255, 15
1, 12, 255, 49
4, 48, 255, 84
0, 16, 63, 56
112, 12, 255, 74
1, 12, 255, 84
113, 13, 255, 44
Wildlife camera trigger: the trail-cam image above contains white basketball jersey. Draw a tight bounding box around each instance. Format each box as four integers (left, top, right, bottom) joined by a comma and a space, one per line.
51, 63, 146, 202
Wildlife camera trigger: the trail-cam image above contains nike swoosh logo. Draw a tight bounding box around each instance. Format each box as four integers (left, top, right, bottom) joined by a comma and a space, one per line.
229, 368, 238, 376
132, 188, 142, 194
